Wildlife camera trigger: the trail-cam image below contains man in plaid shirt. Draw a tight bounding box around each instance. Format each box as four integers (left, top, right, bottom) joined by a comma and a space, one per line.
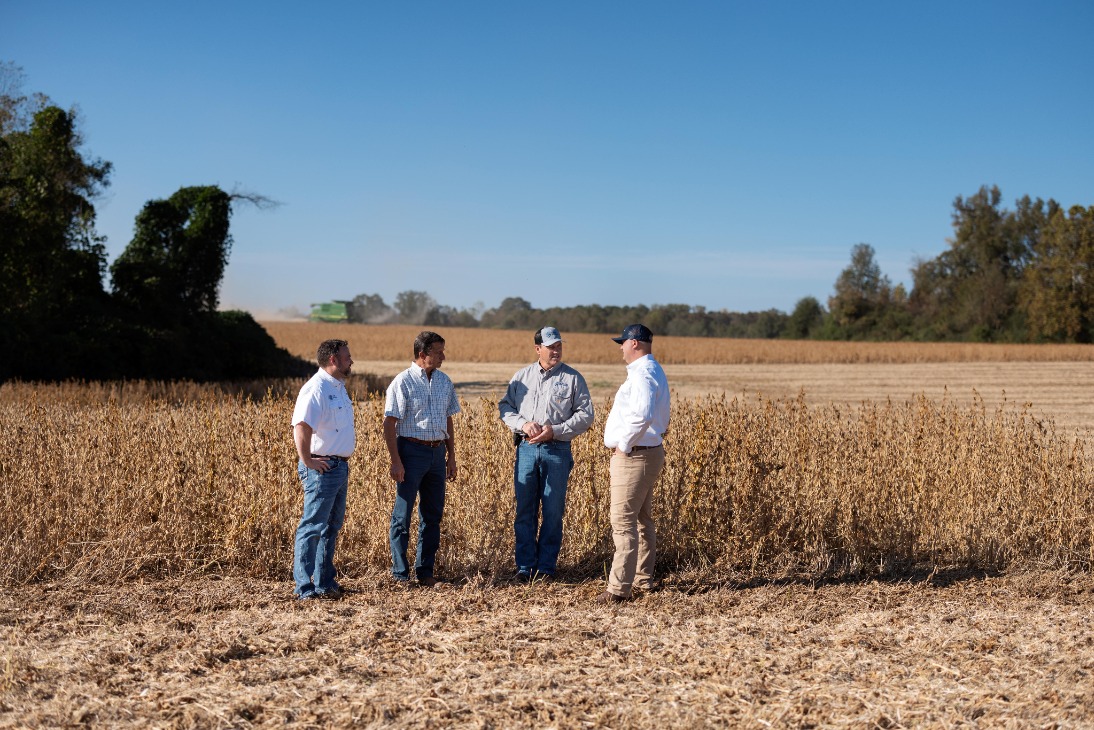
383, 331, 461, 587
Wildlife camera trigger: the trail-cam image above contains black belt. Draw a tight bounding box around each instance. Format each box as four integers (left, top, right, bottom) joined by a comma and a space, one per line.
401, 437, 446, 448
311, 454, 349, 461
515, 434, 569, 446
609, 444, 662, 452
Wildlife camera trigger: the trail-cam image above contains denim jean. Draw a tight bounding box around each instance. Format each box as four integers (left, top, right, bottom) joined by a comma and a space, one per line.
293, 459, 348, 597
389, 439, 447, 580
513, 440, 573, 575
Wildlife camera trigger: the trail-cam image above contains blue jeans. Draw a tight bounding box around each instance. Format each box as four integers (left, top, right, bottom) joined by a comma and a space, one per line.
513, 440, 573, 575
293, 459, 348, 597
389, 439, 447, 580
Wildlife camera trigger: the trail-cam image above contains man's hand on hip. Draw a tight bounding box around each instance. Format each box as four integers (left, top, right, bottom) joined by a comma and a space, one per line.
303, 456, 331, 473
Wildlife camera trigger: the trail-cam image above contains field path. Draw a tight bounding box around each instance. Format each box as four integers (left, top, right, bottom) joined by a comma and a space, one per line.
356, 360, 1094, 437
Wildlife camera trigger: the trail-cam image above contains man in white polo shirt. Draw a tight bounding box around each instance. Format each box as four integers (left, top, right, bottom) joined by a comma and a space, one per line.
598, 324, 670, 604
291, 339, 355, 600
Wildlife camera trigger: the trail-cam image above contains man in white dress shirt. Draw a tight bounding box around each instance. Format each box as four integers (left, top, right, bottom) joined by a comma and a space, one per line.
598, 324, 670, 604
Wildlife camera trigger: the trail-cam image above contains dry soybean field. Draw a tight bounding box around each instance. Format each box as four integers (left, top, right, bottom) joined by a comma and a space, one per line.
2, 324, 1093, 728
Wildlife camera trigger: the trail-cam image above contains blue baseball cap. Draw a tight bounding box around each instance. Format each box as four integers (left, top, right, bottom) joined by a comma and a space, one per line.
612, 323, 653, 344
537, 326, 562, 346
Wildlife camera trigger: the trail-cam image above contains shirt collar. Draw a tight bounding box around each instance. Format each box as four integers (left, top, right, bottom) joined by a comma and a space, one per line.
626, 354, 653, 373
317, 367, 342, 386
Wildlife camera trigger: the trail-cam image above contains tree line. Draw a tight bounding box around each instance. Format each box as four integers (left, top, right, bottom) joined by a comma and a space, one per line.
0, 63, 306, 381
345, 290, 792, 339
346, 186, 1092, 343
5, 58, 1092, 387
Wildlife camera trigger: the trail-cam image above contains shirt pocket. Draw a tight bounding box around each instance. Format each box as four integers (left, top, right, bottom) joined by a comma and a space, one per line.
331, 393, 352, 431
551, 381, 571, 401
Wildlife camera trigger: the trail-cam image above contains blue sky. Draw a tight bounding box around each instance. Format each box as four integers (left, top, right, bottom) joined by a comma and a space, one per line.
4, 2, 1092, 318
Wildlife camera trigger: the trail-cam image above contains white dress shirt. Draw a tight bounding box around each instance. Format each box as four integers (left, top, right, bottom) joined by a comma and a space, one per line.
603, 354, 670, 454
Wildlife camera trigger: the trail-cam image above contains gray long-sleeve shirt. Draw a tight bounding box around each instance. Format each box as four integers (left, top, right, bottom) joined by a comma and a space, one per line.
498, 362, 594, 441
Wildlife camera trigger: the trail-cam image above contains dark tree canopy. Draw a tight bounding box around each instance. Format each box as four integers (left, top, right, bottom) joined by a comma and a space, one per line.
392, 290, 438, 325
111, 185, 233, 319
0, 62, 305, 382
347, 292, 395, 324
907, 186, 1061, 341
0, 77, 115, 379
0, 105, 112, 322
1020, 205, 1094, 343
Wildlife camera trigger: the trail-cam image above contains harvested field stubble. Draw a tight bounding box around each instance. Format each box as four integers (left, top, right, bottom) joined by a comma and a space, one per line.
261, 321, 1094, 364
2, 380, 1090, 585
1, 572, 1092, 728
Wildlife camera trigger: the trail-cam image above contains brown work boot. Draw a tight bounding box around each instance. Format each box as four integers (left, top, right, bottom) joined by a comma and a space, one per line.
418, 575, 438, 588
595, 590, 629, 604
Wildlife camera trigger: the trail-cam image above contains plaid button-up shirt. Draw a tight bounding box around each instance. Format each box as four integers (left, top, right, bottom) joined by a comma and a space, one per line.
384, 362, 461, 441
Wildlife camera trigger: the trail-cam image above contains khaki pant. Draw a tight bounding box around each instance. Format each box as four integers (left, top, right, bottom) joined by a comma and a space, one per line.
607, 446, 665, 597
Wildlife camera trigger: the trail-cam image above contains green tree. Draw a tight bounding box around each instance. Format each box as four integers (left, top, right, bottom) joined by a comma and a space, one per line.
392, 290, 438, 325
347, 292, 394, 323
424, 304, 480, 328
0, 67, 113, 379
110, 186, 233, 320
783, 296, 825, 339
0, 66, 302, 382
908, 186, 1056, 341
826, 243, 898, 338
1020, 205, 1094, 342
480, 296, 535, 330
0, 62, 50, 136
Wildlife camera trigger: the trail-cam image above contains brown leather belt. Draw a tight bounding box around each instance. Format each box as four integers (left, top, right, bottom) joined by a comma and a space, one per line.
311, 454, 349, 461
402, 437, 446, 448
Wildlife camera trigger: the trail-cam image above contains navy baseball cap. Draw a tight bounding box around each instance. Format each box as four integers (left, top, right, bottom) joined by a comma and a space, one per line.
612, 323, 653, 344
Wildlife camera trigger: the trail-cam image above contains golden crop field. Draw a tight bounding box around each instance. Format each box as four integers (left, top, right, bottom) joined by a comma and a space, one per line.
2, 331, 1093, 727
262, 321, 1094, 365
2, 381, 1090, 585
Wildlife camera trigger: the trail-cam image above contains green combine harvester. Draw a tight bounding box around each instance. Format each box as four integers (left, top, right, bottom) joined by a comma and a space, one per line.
308, 301, 350, 323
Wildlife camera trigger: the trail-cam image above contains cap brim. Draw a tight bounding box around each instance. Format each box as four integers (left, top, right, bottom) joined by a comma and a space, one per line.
611, 336, 625, 344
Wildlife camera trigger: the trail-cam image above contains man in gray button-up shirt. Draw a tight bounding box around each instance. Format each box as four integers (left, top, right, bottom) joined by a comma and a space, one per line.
498, 326, 594, 582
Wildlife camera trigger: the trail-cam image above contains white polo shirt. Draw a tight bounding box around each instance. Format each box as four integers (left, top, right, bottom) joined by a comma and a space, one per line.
292, 368, 355, 458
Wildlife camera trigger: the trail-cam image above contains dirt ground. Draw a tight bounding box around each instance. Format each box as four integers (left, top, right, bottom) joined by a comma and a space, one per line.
2, 571, 1092, 728
358, 359, 1094, 437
